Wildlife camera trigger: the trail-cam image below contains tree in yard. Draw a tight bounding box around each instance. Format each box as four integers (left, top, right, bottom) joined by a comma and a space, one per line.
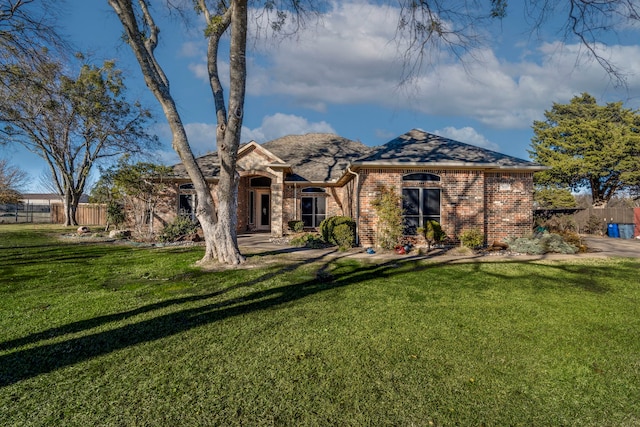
0, 56, 158, 226
530, 93, 640, 206
107, 0, 321, 265
0, 159, 27, 203
91, 156, 172, 236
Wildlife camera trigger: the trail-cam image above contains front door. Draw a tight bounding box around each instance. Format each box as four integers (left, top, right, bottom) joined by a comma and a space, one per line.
256, 190, 270, 231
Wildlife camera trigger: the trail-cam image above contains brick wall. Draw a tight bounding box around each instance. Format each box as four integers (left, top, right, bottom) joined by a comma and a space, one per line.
485, 172, 535, 243
357, 169, 534, 247
281, 184, 352, 233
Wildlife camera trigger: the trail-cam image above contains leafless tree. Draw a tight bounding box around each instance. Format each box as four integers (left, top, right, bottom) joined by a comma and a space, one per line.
0, 158, 27, 203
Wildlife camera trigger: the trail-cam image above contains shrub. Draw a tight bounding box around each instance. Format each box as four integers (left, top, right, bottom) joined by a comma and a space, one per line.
541, 233, 578, 254
505, 232, 578, 255
584, 214, 605, 235
290, 233, 326, 249
319, 216, 355, 247
371, 187, 404, 249
559, 230, 582, 248
333, 223, 355, 251
287, 220, 304, 233
459, 228, 484, 248
159, 215, 198, 242
417, 220, 446, 250
106, 201, 125, 229
541, 214, 576, 233
505, 236, 546, 255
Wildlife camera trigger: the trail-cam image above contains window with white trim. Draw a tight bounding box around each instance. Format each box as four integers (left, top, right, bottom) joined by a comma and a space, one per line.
301, 187, 326, 227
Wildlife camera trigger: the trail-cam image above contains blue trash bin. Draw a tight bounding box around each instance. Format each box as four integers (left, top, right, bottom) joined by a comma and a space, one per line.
618, 224, 634, 239
607, 223, 619, 238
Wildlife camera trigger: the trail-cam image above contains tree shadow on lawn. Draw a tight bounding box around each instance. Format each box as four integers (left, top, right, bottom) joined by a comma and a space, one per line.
1, 252, 633, 387
460, 256, 639, 294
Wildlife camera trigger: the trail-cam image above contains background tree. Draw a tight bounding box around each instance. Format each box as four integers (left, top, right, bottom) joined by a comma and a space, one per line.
534, 186, 577, 209
530, 93, 640, 206
0, 56, 158, 226
0, 0, 67, 79
91, 157, 171, 236
0, 158, 27, 203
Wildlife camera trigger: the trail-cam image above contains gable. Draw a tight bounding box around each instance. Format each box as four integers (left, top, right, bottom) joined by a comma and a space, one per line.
262, 133, 372, 182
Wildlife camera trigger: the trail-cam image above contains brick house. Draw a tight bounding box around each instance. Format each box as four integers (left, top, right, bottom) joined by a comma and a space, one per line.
159, 129, 545, 247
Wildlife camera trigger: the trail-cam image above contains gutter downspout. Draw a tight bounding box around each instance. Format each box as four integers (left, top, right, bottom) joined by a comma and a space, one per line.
346, 166, 360, 246
293, 182, 297, 220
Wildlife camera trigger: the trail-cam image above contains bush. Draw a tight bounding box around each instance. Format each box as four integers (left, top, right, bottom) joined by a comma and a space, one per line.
505, 232, 578, 255
540, 214, 576, 233
106, 201, 125, 229
159, 215, 198, 242
333, 223, 355, 251
417, 220, 446, 250
584, 214, 605, 235
287, 220, 304, 233
371, 187, 404, 250
459, 228, 484, 248
319, 216, 356, 248
289, 233, 326, 249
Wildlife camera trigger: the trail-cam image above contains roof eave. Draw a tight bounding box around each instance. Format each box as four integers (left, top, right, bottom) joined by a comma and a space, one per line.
349, 161, 548, 172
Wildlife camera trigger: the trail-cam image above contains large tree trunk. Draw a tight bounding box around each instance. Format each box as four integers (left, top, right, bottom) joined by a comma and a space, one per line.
63, 190, 79, 226
206, 0, 247, 266
109, 0, 245, 265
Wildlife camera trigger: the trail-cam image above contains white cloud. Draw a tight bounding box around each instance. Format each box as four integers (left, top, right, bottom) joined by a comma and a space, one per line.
150, 122, 217, 161
431, 126, 499, 151
241, 113, 336, 143
179, 1, 640, 133
180, 41, 203, 58
242, 1, 640, 129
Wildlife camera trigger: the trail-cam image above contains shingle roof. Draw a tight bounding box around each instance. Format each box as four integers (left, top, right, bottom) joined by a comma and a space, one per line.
261, 133, 372, 182
170, 129, 543, 181
355, 129, 541, 169
171, 152, 220, 179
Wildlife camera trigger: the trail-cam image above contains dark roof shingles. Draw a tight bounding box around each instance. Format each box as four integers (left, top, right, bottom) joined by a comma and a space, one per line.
262, 134, 372, 182
358, 129, 538, 167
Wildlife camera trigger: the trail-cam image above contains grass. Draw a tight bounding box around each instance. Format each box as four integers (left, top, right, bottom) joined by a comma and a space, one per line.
1, 224, 639, 426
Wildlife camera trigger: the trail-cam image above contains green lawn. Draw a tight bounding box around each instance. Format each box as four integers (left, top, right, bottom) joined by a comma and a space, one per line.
1, 224, 639, 426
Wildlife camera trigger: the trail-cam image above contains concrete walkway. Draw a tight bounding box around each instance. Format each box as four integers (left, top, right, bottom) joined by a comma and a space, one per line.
237, 233, 640, 263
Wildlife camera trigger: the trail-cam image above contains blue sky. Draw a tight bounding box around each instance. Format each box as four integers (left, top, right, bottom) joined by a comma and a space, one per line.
5, 1, 640, 191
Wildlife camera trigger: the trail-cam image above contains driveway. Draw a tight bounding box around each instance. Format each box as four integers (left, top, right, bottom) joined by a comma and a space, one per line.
581, 236, 640, 258
238, 233, 640, 262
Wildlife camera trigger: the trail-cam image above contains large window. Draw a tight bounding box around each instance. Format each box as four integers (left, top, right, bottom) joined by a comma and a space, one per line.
301, 188, 326, 227
402, 188, 441, 234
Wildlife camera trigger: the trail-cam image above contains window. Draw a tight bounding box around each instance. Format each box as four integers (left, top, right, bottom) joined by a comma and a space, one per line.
301, 187, 326, 228
403, 173, 440, 182
402, 188, 441, 234
248, 191, 255, 225
178, 183, 197, 221
250, 176, 271, 187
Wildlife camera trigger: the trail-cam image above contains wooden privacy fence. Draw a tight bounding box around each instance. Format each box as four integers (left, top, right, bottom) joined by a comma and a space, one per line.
572, 207, 637, 235
51, 203, 107, 225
